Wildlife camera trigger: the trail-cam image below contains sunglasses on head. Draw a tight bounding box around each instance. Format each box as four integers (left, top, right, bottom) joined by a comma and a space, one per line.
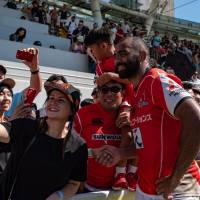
99, 85, 122, 94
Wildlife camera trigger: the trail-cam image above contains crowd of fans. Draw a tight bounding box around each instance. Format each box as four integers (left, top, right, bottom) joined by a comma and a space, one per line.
4, 0, 200, 78
1, 0, 200, 198
0, 30, 199, 199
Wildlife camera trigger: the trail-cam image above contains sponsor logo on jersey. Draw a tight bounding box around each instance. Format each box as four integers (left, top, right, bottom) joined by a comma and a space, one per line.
92, 134, 121, 141
91, 118, 104, 125
137, 92, 149, 108
168, 79, 185, 97
131, 114, 152, 126
132, 127, 144, 149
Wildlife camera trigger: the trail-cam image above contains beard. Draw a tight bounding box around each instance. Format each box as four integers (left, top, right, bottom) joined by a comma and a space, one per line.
116, 56, 140, 79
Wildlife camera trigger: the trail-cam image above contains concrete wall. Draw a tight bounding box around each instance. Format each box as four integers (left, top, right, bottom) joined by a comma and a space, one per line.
0, 39, 89, 72
0, 59, 94, 108
0, 7, 23, 18
0, 15, 49, 35
0, 25, 71, 51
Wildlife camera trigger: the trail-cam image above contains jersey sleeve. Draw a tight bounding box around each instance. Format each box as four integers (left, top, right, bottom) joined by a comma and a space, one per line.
96, 62, 103, 76
151, 74, 191, 116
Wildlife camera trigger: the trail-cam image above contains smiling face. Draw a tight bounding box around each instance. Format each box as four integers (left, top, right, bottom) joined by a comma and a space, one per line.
98, 82, 124, 111
0, 87, 13, 113
45, 90, 72, 121
115, 40, 141, 79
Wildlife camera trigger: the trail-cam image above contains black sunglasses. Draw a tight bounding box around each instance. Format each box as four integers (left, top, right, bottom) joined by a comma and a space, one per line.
100, 85, 122, 94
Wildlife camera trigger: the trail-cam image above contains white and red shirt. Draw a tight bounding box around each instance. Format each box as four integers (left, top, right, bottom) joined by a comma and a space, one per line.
131, 68, 200, 196
73, 103, 121, 189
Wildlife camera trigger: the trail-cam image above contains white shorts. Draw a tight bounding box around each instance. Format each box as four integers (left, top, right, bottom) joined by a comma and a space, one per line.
136, 186, 200, 200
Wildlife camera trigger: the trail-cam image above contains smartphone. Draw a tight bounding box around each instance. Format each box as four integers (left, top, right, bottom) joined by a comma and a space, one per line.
16, 50, 34, 62
24, 88, 37, 105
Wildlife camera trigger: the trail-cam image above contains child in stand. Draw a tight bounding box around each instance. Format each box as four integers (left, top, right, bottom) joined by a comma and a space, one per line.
84, 27, 137, 191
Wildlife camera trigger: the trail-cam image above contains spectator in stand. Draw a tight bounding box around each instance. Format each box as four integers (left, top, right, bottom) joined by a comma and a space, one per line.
41, 1, 48, 13
183, 81, 200, 105
50, 5, 59, 28
73, 79, 126, 191
72, 20, 89, 39
59, 4, 71, 27
37, 5, 46, 24
0, 81, 87, 200
67, 15, 77, 38
192, 52, 200, 74
4, 0, 16, 9
31, 0, 39, 22
151, 31, 161, 60
151, 31, 161, 48
102, 19, 110, 29
110, 22, 117, 43
114, 24, 124, 44
132, 26, 140, 37
122, 20, 130, 36
87, 47, 96, 74
70, 36, 85, 54
92, 22, 98, 31
5, 48, 42, 118
95, 36, 200, 199
9, 27, 26, 42
0, 78, 15, 175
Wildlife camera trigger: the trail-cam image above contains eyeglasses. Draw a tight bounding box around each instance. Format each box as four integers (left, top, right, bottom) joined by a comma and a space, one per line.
99, 85, 122, 94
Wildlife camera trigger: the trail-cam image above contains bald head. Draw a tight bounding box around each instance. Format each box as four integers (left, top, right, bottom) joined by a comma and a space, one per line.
115, 37, 149, 80
116, 36, 149, 58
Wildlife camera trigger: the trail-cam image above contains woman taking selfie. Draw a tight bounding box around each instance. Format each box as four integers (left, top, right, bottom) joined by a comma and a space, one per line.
0, 81, 87, 200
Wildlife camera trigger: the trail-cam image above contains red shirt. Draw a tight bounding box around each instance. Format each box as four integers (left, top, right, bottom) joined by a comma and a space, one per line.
96, 56, 116, 76
73, 103, 121, 189
131, 68, 200, 195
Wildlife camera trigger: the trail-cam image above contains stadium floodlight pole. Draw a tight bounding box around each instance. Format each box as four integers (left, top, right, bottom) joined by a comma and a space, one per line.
145, 0, 166, 35
91, 0, 103, 28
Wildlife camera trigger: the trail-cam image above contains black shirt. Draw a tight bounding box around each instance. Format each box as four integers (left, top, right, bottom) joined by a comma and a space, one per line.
60, 10, 71, 20
0, 118, 87, 200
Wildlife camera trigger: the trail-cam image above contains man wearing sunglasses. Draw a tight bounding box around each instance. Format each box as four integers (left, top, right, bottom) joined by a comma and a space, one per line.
95, 37, 200, 200
73, 80, 133, 192
85, 27, 138, 192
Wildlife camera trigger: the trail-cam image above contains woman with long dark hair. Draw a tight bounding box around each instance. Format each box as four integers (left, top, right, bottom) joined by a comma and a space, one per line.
0, 82, 87, 200
9, 27, 27, 42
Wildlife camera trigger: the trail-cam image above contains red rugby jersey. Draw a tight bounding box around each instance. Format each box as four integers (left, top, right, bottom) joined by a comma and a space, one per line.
131, 68, 200, 196
73, 103, 121, 189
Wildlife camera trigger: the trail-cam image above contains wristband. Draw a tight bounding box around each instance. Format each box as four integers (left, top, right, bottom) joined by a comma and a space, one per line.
56, 190, 64, 200
31, 69, 39, 74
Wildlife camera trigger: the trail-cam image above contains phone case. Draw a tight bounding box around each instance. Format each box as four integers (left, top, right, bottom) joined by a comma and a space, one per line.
16, 50, 34, 62
24, 88, 37, 105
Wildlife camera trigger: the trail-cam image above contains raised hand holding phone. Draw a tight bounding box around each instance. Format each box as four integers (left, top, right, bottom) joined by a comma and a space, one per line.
16, 48, 39, 72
